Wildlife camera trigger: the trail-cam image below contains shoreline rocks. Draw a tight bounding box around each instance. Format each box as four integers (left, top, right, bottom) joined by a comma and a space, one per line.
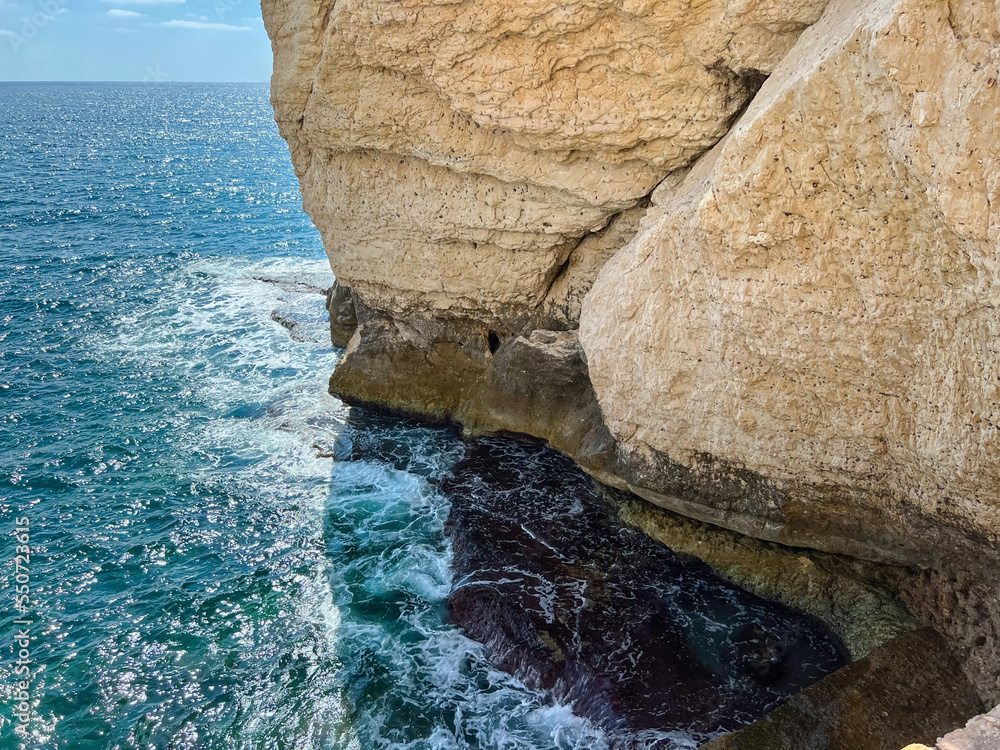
700, 628, 985, 750
263, 0, 1000, 724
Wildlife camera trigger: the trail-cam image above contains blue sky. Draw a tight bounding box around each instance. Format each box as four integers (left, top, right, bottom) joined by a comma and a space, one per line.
0, 0, 272, 81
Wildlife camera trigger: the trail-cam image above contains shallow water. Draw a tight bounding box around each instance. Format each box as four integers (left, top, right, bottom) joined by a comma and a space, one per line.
0, 83, 843, 750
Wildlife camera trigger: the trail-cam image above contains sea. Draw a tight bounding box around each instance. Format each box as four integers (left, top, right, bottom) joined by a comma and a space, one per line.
0, 81, 616, 750
0, 83, 843, 750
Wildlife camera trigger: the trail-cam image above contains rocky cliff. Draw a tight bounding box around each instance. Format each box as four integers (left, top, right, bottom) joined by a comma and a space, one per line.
262, 0, 1000, 720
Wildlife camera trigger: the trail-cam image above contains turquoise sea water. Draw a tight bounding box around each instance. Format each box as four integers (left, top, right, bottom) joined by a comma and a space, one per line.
0, 83, 610, 750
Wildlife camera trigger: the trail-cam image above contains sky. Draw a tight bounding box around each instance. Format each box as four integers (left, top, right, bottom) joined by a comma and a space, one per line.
0, 0, 273, 81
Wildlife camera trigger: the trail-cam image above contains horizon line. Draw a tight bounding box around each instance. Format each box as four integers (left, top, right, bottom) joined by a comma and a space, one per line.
0, 80, 270, 84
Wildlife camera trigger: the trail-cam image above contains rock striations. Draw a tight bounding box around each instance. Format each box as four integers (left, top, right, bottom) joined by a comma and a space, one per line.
262, 0, 1000, 725
262, 0, 827, 417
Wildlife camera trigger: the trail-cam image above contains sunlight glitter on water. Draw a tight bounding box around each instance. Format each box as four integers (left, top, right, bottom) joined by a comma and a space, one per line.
0, 83, 611, 749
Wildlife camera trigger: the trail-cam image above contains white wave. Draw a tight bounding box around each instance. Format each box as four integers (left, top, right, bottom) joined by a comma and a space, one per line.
90, 253, 613, 749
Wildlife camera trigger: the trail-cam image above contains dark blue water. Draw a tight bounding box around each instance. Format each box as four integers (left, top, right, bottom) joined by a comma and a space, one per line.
0, 83, 609, 750
0, 83, 845, 750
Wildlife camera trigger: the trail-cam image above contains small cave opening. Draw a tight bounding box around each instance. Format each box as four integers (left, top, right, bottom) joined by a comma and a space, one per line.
487, 330, 502, 355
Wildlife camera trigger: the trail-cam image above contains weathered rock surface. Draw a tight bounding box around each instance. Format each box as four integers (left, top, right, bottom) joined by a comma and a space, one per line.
325, 281, 358, 348
576, 0, 1000, 702
903, 705, 1000, 750
887, 564, 1000, 712
582, 0, 1000, 568
262, 0, 832, 406
700, 628, 984, 750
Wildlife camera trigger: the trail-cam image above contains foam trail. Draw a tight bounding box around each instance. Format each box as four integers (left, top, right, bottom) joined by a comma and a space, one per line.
94, 255, 608, 749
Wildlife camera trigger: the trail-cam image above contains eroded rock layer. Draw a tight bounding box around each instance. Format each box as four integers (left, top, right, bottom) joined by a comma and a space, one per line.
262, 0, 831, 408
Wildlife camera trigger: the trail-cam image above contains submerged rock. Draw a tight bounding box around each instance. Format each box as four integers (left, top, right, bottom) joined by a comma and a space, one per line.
609, 488, 919, 663
442, 439, 848, 747
700, 628, 984, 750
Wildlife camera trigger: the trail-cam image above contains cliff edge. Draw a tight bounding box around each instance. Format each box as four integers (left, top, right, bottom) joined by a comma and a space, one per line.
262, 0, 1000, 718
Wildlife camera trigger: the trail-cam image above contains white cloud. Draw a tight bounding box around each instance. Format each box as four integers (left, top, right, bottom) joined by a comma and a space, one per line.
160, 19, 249, 30
0, 29, 18, 36
100, 0, 184, 4
107, 8, 143, 16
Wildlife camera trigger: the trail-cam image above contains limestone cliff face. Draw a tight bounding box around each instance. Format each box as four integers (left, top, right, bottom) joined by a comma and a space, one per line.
264, 0, 1000, 707
577, 0, 1000, 701
581, 0, 1000, 699
262, 0, 827, 391
581, 0, 1000, 566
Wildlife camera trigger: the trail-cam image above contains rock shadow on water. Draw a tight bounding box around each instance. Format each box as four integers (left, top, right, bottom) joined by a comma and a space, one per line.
336, 409, 849, 748
440, 438, 849, 749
